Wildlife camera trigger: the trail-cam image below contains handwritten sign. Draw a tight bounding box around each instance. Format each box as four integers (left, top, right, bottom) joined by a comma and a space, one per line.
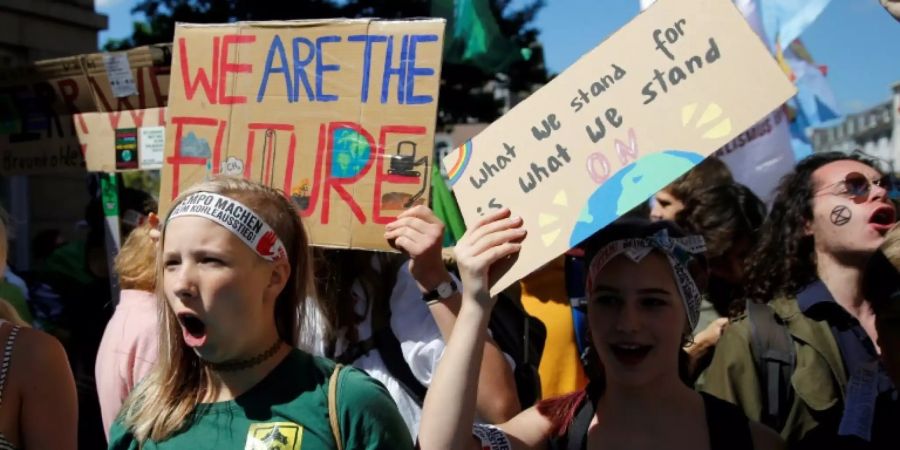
76, 107, 167, 172
0, 45, 170, 174
444, 0, 795, 295
159, 19, 445, 251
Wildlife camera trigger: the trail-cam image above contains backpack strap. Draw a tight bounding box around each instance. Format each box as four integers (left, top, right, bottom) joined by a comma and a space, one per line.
328, 363, 344, 450
565, 396, 594, 450
746, 300, 796, 431
371, 294, 429, 405
332, 279, 429, 406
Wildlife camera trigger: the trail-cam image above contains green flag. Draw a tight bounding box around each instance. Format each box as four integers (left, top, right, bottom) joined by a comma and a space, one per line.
431, 0, 522, 73
430, 162, 466, 247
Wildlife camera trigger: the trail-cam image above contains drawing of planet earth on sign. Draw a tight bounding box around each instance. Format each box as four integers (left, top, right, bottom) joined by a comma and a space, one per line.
331, 128, 372, 178
568, 150, 704, 247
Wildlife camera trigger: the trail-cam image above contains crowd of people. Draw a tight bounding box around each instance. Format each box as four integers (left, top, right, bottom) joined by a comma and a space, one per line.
0, 149, 897, 449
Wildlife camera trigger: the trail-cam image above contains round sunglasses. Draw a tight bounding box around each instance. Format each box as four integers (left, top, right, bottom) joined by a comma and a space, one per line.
815, 171, 892, 201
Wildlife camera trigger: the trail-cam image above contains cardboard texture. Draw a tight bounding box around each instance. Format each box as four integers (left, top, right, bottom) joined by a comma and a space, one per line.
0, 44, 171, 174
159, 19, 445, 251
443, 0, 796, 295
76, 107, 167, 172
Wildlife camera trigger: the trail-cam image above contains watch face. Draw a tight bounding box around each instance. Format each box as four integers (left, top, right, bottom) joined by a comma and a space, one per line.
437, 282, 453, 298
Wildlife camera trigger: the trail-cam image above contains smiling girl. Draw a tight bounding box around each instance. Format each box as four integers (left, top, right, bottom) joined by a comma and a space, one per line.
417, 212, 784, 450
109, 177, 410, 450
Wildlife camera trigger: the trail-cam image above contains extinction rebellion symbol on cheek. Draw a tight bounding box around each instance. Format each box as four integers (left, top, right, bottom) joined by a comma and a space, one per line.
830, 205, 852, 226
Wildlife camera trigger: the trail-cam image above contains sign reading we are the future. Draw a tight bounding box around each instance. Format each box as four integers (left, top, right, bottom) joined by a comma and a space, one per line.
160, 19, 445, 250
444, 0, 795, 295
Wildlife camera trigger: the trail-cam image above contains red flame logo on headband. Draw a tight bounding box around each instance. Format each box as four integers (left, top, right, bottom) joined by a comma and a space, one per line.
256, 231, 278, 257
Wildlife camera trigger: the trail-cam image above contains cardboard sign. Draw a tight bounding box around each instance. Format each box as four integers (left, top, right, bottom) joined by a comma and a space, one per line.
443, 0, 795, 295
76, 107, 167, 172
160, 19, 445, 251
0, 45, 170, 174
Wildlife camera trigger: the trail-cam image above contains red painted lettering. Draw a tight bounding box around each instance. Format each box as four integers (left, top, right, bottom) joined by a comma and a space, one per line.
218, 35, 256, 105
321, 122, 376, 224
167, 116, 227, 199
179, 36, 220, 103
57, 78, 80, 114
373, 125, 426, 224
242, 123, 296, 184
297, 124, 327, 218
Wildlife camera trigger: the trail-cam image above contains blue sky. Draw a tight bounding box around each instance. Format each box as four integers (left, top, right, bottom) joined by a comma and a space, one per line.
96, 0, 900, 114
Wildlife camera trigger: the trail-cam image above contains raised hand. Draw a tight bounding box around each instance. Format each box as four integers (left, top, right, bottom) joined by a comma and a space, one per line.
384, 205, 449, 290
453, 208, 525, 307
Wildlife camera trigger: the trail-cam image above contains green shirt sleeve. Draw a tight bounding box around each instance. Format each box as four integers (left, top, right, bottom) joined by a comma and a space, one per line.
337, 366, 414, 450
107, 418, 139, 450
700, 317, 764, 422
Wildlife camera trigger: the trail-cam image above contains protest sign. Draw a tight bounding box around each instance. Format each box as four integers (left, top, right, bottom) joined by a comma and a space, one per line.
444, 0, 795, 295
0, 44, 170, 175
76, 107, 167, 172
715, 107, 794, 203
160, 19, 445, 251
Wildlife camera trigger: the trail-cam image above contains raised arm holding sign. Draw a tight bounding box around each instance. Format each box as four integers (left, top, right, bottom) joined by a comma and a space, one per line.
443, 0, 795, 296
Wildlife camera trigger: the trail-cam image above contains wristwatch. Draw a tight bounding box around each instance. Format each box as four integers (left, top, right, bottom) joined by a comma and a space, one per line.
422, 279, 458, 302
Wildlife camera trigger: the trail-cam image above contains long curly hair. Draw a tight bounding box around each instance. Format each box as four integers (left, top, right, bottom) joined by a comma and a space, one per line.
741, 152, 878, 308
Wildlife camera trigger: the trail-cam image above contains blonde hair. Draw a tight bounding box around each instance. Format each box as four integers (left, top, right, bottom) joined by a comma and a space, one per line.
115, 223, 158, 292
120, 177, 314, 443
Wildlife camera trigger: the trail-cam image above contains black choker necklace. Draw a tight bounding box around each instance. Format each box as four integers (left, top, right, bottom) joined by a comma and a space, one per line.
203, 340, 284, 372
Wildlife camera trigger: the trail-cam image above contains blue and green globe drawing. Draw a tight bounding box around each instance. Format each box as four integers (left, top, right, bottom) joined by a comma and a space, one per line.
569, 150, 704, 247
331, 128, 372, 179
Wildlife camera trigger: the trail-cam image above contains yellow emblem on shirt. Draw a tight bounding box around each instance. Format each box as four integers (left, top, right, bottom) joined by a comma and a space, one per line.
245, 422, 303, 450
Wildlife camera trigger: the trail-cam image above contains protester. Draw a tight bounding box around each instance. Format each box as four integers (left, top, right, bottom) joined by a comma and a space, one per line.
417, 213, 783, 450
518, 255, 589, 399
0, 207, 78, 449
27, 183, 158, 449
649, 157, 733, 221
675, 182, 767, 380
109, 177, 410, 449
864, 223, 900, 386
312, 205, 520, 439
703, 152, 899, 449
96, 218, 161, 439
0, 208, 31, 325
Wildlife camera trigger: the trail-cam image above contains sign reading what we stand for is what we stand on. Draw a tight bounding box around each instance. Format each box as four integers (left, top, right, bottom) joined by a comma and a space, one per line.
443, 0, 796, 295
159, 19, 446, 251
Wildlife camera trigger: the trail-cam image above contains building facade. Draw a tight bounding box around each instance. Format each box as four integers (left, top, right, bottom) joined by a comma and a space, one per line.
0, 0, 107, 269
811, 82, 900, 175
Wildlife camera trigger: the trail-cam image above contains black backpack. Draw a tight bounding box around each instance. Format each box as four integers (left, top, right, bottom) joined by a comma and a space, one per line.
336, 290, 546, 409
746, 299, 796, 431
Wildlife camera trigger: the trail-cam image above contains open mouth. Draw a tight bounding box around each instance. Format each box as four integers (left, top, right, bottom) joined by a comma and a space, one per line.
177, 312, 208, 348
869, 206, 897, 232
609, 343, 652, 366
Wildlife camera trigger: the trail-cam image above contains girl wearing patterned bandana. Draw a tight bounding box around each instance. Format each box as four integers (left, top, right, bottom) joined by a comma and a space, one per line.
108, 177, 411, 450
418, 212, 784, 450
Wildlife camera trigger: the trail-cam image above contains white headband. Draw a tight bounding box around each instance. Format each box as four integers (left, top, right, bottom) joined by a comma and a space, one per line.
167, 192, 287, 262
590, 229, 706, 330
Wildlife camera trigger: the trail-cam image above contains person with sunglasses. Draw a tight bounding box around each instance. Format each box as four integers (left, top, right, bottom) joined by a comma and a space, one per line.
703, 152, 900, 450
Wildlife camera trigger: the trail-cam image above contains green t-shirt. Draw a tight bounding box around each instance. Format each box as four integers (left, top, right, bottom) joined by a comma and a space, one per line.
108, 349, 413, 450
